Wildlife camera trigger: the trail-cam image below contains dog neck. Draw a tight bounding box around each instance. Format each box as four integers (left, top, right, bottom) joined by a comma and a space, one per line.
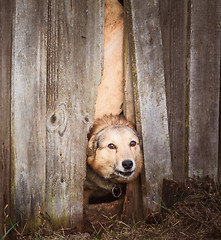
85, 164, 123, 198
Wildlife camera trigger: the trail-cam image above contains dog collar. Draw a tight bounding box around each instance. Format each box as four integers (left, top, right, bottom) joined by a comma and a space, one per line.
86, 164, 123, 198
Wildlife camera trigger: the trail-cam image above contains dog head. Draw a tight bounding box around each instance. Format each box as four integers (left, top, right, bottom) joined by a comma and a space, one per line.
87, 115, 143, 182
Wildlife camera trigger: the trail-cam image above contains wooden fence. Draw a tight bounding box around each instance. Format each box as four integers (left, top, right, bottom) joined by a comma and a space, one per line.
1, 0, 104, 233
0, 0, 220, 235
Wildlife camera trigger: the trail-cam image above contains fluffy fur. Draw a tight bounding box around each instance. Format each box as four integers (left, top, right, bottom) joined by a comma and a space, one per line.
84, 114, 143, 203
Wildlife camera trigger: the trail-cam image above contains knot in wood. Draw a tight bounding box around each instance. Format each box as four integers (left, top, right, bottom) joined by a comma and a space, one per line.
47, 103, 68, 136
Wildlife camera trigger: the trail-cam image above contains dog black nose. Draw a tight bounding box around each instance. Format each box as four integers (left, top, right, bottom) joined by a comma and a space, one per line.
122, 160, 133, 170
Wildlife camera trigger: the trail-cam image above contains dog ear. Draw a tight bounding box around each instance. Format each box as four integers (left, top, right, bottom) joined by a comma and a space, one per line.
87, 135, 98, 157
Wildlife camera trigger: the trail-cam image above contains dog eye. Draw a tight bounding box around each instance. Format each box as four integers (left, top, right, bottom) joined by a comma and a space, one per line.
108, 143, 116, 149
130, 141, 136, 147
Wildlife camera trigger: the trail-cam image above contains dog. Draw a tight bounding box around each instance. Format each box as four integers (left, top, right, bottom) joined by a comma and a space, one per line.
84, 114, 143, 204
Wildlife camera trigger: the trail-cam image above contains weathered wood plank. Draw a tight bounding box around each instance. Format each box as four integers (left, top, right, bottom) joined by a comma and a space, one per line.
11, 0, 47, 230
46, 1, 104, 229
219, 67, 221, 182
122, 18, 144, 220
189, 0, 221, 179
126, 0, 172, 212
159, 0, 188, 181
0, 0, 13, 236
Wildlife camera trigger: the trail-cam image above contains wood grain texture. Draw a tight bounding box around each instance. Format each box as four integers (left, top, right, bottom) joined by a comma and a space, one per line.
46, 0, 104, 229
122, 21, 144, 221
0, 0, 13, 236
189, 0, 221, 179
11, 0, 47, 229
126, 0, 172, 212
219, 54, 221, 181
10, 0, 104, 231
159, 0, 188, 181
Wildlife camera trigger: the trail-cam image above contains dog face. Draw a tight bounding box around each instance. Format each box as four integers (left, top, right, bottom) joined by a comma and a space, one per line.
87, 124, 143, 182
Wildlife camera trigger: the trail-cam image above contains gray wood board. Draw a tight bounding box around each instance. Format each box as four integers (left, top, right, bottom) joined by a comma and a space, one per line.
0, 0, 13, 236
126, 0, 172, 212
123, 19, 144, 220
11, 0, 104, 231
159, 0, 188, 181
11, 0, 47, 229
189, 0, 221, 179
45, 0, 104, 228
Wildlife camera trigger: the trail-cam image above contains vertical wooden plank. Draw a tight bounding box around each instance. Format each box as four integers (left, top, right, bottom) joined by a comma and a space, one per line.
125, 0, 172, 212
219, 52, 221, 181
189, 0, 221, 179
46, 0, 104, 229
159, 0, 188, 181
0, 0, 13, 236
11, 0, 47, 230
122, 17, 144, 220
219, 42, 221, 182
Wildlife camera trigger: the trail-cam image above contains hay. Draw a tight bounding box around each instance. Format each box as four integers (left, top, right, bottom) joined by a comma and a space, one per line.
100, 177, 221, 240
16, 177, 221, 239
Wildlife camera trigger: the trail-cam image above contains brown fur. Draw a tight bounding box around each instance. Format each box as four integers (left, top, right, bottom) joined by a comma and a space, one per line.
87, 114, 134, 139
84, 114, 143, 203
